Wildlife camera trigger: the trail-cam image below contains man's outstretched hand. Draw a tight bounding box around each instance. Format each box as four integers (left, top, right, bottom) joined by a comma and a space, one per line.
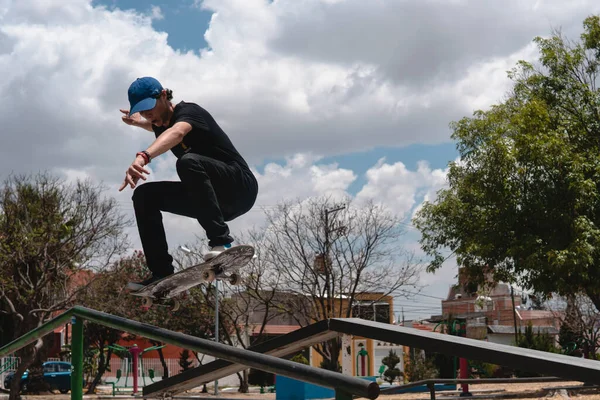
119, 155, 150, 191
120, 109, 142, 126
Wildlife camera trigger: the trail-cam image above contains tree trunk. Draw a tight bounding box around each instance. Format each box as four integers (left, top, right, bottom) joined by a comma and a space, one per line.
153, 342, 169, 379
9, 361, 28, 400
585, 291, 600, 316
237, 370, 249, 393
9, 342, 39, 400
87, 347, 113, 394
318, 338, 341, 371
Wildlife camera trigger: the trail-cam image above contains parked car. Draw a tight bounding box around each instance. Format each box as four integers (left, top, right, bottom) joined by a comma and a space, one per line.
3, 361, 72, 394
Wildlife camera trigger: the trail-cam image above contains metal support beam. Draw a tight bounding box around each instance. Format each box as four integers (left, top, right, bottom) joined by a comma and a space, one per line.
335, 389, 353, 400
147, 317, 600, 398
144, 319, 338, 397
329, 318, 600, 384
427, 382, 436, 400
70, 316, 84, 400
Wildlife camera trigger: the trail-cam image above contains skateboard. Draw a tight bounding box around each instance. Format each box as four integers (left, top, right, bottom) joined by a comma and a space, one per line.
129, 245, 255, 311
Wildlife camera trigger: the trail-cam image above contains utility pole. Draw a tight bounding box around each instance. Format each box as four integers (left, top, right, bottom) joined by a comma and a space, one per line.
511, 285, 519, 345
323, 205, 346, 306
214, 279, 219, 396
322, 204, 345, 372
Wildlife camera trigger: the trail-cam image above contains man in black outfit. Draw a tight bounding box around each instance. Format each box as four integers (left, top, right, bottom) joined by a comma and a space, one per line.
119, 77, 258, 289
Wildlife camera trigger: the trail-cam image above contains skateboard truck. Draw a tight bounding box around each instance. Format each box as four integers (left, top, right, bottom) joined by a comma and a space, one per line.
182, 246, 243, 285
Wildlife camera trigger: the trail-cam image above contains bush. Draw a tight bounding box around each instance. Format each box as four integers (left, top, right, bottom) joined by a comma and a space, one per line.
290, 353, 309, 365
515, 323, 560, 377
248, 369, 275, 388
403, 348, 439, 382
381, 350, 403, 384
178, 349, 194, 372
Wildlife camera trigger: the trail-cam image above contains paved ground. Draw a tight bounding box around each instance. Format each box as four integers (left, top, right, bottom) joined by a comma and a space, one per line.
1, 381, 600, 399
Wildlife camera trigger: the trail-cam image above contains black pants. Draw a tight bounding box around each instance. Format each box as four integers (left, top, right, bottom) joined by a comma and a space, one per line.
132, 152, 258, 277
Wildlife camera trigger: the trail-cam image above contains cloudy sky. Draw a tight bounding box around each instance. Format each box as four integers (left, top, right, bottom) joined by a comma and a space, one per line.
1, 0, 598, 320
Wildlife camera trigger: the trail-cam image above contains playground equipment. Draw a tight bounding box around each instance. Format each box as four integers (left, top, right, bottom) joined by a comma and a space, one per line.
107, 343, 166, 394
356, 343, 370, 377
433, 319, 468, 395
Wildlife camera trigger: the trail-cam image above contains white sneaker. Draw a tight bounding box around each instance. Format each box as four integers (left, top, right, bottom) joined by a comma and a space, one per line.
203, 243, 233, 261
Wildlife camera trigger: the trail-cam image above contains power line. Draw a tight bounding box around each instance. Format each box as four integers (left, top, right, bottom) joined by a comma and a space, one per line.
396, 289, 446, 300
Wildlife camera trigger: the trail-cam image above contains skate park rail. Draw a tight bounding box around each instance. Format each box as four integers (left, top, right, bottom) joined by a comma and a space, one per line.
147, 317, 600, 398
0, 306, 380, 400
4, 307, 600, 400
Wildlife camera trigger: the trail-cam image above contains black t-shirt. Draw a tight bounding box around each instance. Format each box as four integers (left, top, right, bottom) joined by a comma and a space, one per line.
152, 101, 251, 172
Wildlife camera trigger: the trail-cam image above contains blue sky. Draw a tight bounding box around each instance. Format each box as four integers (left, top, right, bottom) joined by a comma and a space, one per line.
93, 0, 212, 51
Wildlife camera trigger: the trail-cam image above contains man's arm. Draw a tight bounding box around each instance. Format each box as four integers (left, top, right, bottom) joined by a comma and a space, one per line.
133, 119, 154, 132
144, 122, 193, 160
120, 109, 154, 132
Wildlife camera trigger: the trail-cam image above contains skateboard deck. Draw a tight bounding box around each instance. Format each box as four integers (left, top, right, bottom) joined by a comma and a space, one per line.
129, 245, 254, 309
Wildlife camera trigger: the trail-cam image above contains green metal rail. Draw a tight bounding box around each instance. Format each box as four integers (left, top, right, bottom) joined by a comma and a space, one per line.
0, 306, 380, 400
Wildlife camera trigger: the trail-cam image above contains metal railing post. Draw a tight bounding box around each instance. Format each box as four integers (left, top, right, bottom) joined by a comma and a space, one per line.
428, 381, 436, 400
71, 316, 84, 400
335, 389, 353, 400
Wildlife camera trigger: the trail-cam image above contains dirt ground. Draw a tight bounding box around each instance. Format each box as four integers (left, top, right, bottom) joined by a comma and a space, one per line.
4, 381, 600, 400
167, 381, 600, 400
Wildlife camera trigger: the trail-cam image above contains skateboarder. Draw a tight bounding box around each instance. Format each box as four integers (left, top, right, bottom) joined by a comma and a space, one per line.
119, 77, 258, 290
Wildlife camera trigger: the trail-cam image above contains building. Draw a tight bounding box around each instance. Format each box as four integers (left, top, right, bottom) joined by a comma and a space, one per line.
430, 267, 559, 345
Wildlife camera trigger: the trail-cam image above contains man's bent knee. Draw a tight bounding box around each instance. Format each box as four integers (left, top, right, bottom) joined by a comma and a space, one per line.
176, 153, 205, 178
131, 182, 158, 208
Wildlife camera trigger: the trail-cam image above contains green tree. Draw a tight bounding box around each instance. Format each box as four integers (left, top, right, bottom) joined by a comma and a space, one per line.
403, 348, 438, 382
554, 294, 600, 358
517, 323, 557, 353
413, 15, 600, 311
515, 323, 559, 377
73, 251, 147, 393
75, 247, 219, 389
0, 172, 129, 400
381, 350, 402, 384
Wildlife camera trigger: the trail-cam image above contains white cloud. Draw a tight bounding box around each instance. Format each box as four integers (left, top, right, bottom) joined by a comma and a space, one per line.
150, 5, 164, 21
1, 0, 597, 180
1, 0, 598, 311
355, 158, 449, 219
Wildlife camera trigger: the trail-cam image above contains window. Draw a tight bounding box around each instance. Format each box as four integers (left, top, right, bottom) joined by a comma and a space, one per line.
352, 302, 391, 323
43, 364, 57, 373
58, 364, 71, 372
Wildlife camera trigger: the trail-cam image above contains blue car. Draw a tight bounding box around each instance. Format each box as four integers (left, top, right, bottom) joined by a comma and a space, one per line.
3, 361, 72, 394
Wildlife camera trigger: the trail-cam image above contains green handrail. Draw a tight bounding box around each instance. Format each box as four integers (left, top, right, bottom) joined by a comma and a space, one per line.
0, 306, 379, 400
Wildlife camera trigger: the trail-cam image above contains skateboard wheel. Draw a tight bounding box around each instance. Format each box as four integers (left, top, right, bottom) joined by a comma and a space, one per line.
229, 273, 242, 285
202, 269, 216, 282
142, 297, 153, 308
172, 299, 180, 312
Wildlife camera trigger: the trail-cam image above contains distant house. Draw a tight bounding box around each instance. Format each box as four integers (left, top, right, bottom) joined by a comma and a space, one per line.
428, 267, 560, 346
486, 325, 559, 346
234, 289, 398, 378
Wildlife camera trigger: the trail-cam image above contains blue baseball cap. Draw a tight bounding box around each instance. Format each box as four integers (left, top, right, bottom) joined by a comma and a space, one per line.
128, 77, 163, 115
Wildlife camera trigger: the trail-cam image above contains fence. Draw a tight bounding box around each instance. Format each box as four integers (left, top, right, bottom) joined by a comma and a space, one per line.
104, 358, 200, 379
0, 356, 19, 388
